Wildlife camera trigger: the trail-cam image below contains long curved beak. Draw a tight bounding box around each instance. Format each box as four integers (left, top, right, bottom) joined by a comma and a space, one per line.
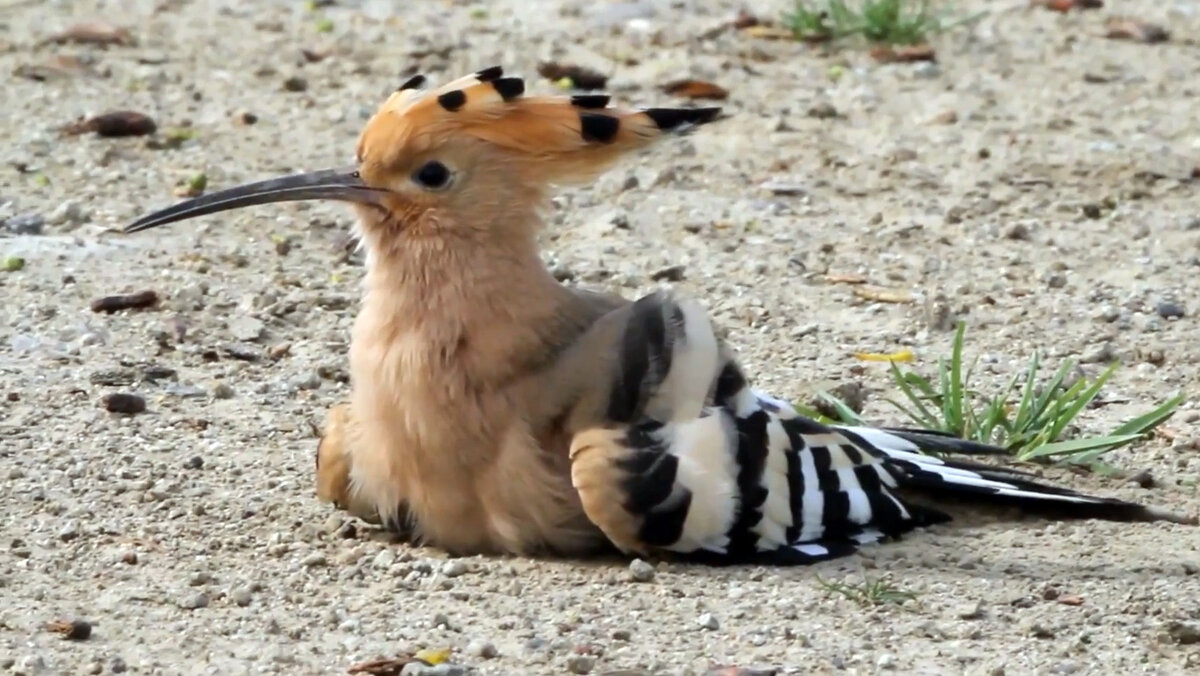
124, 167, 390, 233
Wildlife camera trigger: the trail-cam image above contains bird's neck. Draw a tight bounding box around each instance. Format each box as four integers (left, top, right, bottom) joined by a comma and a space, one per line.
353, 226, 578, 384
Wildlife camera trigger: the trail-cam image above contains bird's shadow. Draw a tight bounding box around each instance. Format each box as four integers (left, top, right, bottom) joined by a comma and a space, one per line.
344, 497, 1198, 584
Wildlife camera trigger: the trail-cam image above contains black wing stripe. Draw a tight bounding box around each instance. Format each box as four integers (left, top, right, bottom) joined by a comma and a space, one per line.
725, 409, 771, 555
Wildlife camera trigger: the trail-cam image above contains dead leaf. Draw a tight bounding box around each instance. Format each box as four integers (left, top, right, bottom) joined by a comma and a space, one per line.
41, 22, 134, 47
14, 55, 94, 81
1152, 427, 1177, 442
853, 349, 916, 363
60, 111, 157, 137
732, 10, 761, 30
347, 657, 423, 675
44, 619, 92, 641
661, 79, 729, 100
300, 47, 330, 63
853, 286, 914, 304
1104, 17, 1169, 44
698, 10, 761, 39
824, 273, 868, 285
870, 44, 937, 63
536, 62, 608, 90
741, 25, 796, 41
930, 110, 958, 125
1030, 0, 1102, 11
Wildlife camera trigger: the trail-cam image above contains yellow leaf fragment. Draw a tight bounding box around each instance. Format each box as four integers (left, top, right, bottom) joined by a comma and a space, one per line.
824, 273, 868, 285
414, 649, 451, 666
742, 25, 795, 40
853, 286, 914, 304
852, 349, 915, 363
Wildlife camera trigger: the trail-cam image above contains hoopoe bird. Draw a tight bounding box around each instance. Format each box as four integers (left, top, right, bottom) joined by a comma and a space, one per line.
125, 66, 1193, 565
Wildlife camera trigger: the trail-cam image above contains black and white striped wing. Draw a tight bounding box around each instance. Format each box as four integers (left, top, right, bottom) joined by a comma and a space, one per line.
568, 290, 1184, 565
610, 364, 1182, 564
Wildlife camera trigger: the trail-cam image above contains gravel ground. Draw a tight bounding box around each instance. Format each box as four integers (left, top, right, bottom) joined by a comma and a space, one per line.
3, 0, 1200, 674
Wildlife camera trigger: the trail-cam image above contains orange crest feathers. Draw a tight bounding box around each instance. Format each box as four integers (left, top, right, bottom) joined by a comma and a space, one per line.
360, 66, 723, 183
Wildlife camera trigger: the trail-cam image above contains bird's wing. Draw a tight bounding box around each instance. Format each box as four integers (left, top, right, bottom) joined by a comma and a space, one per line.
567, 290, 1192, 565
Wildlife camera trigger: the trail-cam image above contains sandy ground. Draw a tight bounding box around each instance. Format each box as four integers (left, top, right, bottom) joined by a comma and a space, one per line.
2, 0, 1200, 674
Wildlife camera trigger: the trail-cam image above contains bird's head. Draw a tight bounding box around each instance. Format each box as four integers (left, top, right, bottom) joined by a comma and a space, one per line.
125, 66, 722, 253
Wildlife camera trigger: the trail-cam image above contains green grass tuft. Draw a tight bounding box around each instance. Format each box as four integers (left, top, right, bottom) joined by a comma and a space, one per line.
796, 321, 1184, 468
816, 571, 918, 606
783, 0, 984, 46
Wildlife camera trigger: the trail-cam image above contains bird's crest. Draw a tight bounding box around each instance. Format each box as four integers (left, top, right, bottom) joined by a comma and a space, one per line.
122, 65, 724, 234
358, 66, 723, 183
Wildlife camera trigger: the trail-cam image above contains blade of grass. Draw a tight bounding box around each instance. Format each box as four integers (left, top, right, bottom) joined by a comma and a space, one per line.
815, 391, 867, 426
947, 322, 967, 435
1040, 362, 1118, 444
1010, 350, 1042, 433
1108, 392, 1185, 437
1019, 434, 1144, 461
886, 362, 941, 429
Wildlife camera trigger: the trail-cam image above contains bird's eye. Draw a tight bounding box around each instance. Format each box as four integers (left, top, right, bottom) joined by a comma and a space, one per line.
413, 161, 451, 190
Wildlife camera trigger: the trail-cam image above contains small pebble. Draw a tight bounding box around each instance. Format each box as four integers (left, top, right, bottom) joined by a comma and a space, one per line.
1166, 621, 1200, 645
1155, 301, 1185, 319
211, 382, 235, 399
1080, 343, 1115, 364
231, 587, 253, 607
1028, 622, 1055, 639
466, 639, 498, 659
48, 200, 86, 226
292, 372, 322, 390
183, 456, 204, 470
1127, 469, 1155, 488
372, 549, 395, 569
650, 264, 685, 282
179, 592, 209, 610
223, 343, 264, 362
759, 178, 808, 196
14, 655, 46, 673
697, 612, 719, 630
913, 62, 941, 78
627, 558, 655, 582
58, 522, 79, 541
957, 601, 986, 620
142, 365, 177, 381
807, 102, 839, 119
441, 560, 467, 578
229, 316, 265, 342
91, 290, 158, 313
4, 213, 45, 235
565, 655, 595, 674
102, 393, 146, 414
1004, 223, 1030, 240
110, 657, 128, 673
